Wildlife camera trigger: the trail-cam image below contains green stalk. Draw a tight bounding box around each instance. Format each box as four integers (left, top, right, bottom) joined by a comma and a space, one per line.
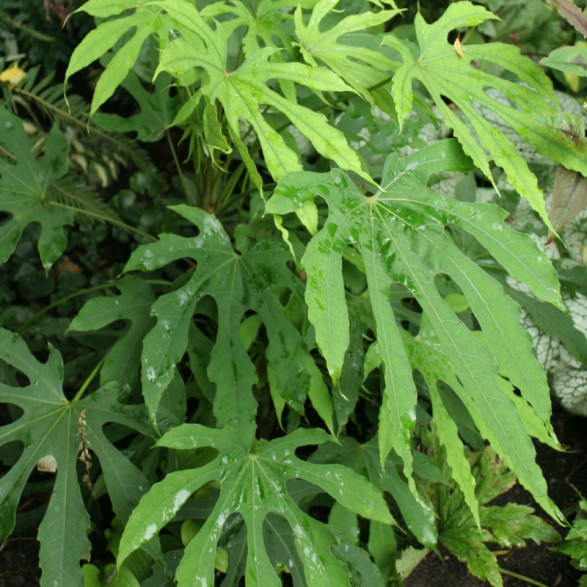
499, 568, 550, 587
0, 12, 54, 42
49, 200, 156, 242
166, 128, 194, 205
71, 357, 105, 403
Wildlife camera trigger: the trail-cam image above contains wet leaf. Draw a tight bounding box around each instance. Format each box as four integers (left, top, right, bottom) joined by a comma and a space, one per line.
383, 1, 587, 228
0, 330, 153, 587
294, 0, 401, 98
124, 206, 318, 437
267, 139, 564, 521
118, 426, 394, 586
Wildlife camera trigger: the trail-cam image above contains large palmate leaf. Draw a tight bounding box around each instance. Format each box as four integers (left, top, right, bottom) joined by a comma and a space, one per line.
68, 276, 156, 390
124, 205, 327, 437
294, 0, 401, 98
266, 139, 564, 522
383, 1, 587, 226
200, 0, 301, 58
154, 0, 367, 182
0, 107, 73, 271
65, 0, 167, 117
66, 0, 368, 183
0, 329, 152, 587
118, 425, 394, 586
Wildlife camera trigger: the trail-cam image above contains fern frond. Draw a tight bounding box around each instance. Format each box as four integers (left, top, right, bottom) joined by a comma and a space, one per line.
12, 66, 150, 169
49, 177, 154, 241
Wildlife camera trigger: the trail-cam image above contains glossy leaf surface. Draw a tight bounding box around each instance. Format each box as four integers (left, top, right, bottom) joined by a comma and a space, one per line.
124, 205, 318, 437
0, 330, 152, 587
267, 139, 564, 521
383, 1, 587, 226
118, 426, 394, 586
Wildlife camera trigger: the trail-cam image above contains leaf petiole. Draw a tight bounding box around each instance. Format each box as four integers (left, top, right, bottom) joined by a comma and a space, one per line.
71, 356, 105, 403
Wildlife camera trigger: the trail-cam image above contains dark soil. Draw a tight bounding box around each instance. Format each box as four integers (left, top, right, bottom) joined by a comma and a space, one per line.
0, 406, 585, 586
404, 405, 587, 587
0, 534, 40, 587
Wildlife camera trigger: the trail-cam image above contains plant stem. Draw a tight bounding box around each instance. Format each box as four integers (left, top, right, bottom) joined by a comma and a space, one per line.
499, 568, 550, 587
0, 11, 55, 42
17, 282, 118, 334
166, 128, 192, 204
71, 357, 105, 403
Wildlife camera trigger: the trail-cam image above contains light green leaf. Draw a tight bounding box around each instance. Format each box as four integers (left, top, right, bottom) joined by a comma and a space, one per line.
118, 426, 393, 586
0, 329, 152, 587
267, 140, 564, 521
294, 0, 401, 98
153, 0, 369, 182
541, 45, 587, 77
547, 0, 587, 37
383, 1, 587, 227
72, 0, 150, 19
310, 436, 436, 547
0, 108, 73, 271
65, 6, 164, 117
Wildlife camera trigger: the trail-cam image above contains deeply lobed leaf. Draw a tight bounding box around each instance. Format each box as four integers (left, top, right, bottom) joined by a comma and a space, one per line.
0, 108, 73, 271
267, 139, 564, 522
383, 1, 587, 228
124, 205, 328, 436
0, 330, 153, 586
118, 425, 394, 586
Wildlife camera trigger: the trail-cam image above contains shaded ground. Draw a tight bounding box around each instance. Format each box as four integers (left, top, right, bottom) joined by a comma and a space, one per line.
0, 406, 585, 586
404, 405, 587, 587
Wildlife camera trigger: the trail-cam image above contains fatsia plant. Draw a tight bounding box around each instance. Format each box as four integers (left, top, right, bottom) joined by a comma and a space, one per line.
117, 426, 394, 586
122, 205, 331, 435
0, 329, 155, 585
0, 106, 145, 271
266, 139, 564, 524
384, 1, 587, 226
2, 0, 585, 585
